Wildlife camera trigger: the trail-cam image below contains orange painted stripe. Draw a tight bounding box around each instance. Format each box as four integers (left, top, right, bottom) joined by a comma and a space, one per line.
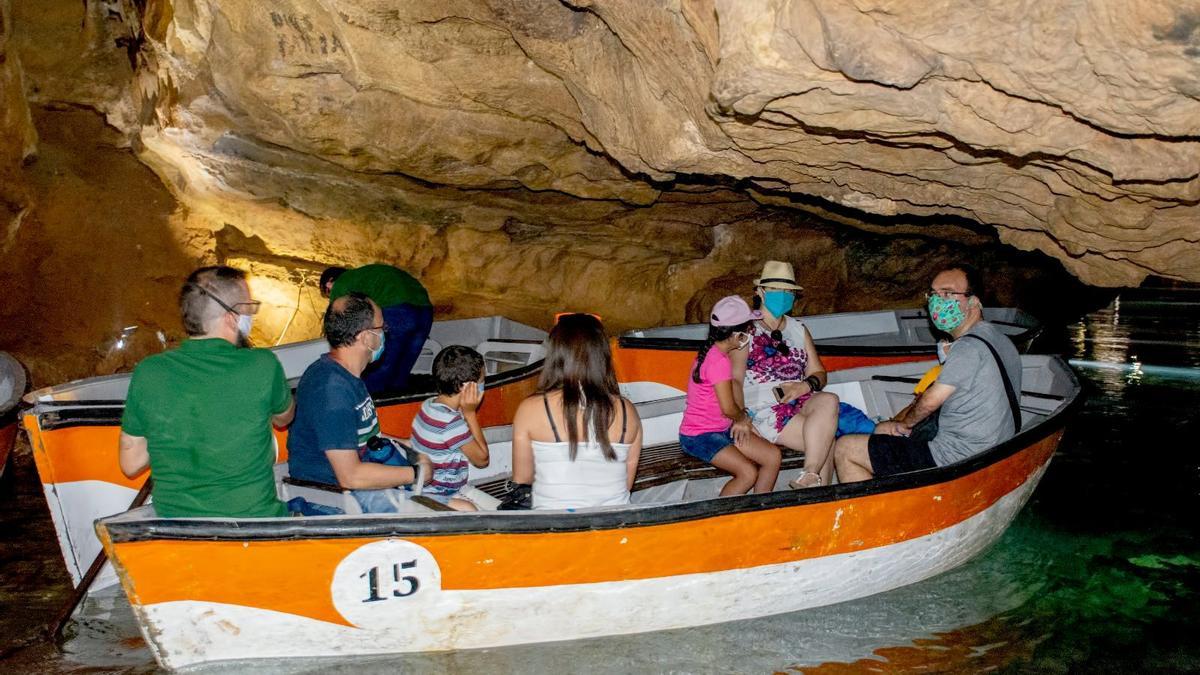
611, 347, 696, 392
106, 433, 1059, 627
26, 421, 145, 488
29, 372, 540, 489
821, 354, 930, 370
610, 346, 929, 392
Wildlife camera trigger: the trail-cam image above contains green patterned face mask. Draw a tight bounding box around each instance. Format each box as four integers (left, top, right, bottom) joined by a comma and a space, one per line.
928, 294, 966, 332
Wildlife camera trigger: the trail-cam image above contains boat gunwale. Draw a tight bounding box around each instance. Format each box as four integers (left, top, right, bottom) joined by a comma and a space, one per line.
26, 359, 545, 431
616, 309, 1042, 354
100, 359, 1083, 544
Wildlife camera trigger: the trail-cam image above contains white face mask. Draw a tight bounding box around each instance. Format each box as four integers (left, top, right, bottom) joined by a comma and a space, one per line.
734, 332, 751, 350
236, 314, 253, 345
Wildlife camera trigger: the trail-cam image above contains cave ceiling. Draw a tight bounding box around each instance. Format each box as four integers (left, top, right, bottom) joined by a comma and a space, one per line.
109, 0, 1200, 287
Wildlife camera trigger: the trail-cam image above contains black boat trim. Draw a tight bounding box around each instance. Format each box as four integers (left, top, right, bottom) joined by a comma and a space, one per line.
102, 366, 1083, 544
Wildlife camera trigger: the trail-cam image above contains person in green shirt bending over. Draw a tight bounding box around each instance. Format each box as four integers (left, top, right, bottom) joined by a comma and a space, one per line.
118, 266, 294, 519
319, 264, 433, 394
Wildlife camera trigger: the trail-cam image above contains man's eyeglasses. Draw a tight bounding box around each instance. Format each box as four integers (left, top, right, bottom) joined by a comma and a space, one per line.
924, 289, 971, 301
195, 284, 262, 315
362, 324, 389, 335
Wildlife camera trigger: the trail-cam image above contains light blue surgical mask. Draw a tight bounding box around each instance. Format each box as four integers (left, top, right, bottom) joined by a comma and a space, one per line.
369, 330, 386, 363
477, 381, 485, 396
235, 314, 253, 348
763, 290, 795, 317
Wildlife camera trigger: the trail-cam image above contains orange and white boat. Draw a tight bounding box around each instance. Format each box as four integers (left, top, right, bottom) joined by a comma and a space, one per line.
613, 307, 1041, 392
96, 355, 1079, 671
21, 316, 547, 590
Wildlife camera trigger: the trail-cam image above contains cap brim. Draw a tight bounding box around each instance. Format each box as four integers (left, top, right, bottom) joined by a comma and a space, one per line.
712, 309, 762, 326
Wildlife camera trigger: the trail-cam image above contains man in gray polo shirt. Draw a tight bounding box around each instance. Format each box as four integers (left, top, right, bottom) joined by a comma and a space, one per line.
833, 264, 1022, 482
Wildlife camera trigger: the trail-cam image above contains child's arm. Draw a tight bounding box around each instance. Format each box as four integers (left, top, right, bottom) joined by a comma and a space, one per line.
714, 379, 754, 444
458, 382, 490, 468
728, 344, 749, 409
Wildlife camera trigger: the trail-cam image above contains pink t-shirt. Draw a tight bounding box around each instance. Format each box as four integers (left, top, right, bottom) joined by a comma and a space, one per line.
679, 345, 734, 436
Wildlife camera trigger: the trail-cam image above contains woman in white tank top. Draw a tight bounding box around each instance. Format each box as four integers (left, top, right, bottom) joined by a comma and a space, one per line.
511, 314, 643, 510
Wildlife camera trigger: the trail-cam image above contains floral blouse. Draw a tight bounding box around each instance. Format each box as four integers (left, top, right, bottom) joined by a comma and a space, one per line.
744, 319, 812, 433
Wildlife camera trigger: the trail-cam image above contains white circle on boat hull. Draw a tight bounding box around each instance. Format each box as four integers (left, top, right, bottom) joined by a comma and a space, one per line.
331, 539, 443, 627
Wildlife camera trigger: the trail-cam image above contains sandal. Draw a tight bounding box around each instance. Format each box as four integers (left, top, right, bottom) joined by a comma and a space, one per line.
788, 471, 823, 490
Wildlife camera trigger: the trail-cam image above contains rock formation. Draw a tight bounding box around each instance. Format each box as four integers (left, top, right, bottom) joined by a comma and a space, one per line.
3, 0, 1195, 384
122, 0, 1200, 287
0, 0, 35, 256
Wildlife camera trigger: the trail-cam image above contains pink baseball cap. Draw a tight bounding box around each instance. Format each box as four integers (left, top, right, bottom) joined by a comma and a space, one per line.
710, 295, 762, 326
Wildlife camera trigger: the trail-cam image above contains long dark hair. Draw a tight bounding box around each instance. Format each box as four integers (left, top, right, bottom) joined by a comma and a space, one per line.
537, 313, 621, 460
693, 321, 752, 383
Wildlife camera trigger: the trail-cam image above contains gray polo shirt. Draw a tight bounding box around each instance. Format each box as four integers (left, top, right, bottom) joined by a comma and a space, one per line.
928, 321, 1022, 466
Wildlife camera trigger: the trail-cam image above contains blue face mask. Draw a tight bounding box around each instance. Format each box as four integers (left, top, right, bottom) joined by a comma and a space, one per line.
763, 290, 795, 317
369, 330, 386, 363
477, 381, 485, 396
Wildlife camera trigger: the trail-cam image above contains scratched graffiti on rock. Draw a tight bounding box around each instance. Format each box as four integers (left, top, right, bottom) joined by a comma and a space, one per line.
269, 12, 344, 60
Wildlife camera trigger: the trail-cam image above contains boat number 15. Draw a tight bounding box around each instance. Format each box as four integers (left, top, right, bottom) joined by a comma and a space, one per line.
360, 560, 420, 602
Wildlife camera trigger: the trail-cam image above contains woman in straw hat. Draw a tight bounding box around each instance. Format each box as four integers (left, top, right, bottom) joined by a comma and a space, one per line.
730, 261, 840, 488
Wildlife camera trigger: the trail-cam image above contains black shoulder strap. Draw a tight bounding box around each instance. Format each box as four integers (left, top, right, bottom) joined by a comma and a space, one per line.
542, 394, 561, 443
960, 334, 1021, 434
618, 397, 628, 444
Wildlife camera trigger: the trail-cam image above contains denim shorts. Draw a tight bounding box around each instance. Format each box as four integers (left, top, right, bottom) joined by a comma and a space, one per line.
352, 488, 408, 514
679, 429, 735, 463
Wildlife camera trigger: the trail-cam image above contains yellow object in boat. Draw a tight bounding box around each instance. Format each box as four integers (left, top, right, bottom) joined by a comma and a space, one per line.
914, 365, 941, 394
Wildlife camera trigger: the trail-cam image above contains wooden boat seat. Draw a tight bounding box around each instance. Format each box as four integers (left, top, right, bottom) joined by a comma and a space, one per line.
470, 441, 808, 502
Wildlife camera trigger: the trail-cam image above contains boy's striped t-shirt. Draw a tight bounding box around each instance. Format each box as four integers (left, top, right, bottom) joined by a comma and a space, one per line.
410, 398, 472, 496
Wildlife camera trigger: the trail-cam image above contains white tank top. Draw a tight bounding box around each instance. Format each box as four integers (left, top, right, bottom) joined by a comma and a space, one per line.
531, 395, 631, 510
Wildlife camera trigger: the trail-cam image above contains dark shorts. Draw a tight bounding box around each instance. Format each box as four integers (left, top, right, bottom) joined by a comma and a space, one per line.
679, 430, 735, 463
868, 434, 936, 477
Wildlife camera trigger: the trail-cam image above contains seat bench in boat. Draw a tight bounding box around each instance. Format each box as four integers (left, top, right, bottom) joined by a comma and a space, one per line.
283, 440, 810, 514
469, 441, 809, 502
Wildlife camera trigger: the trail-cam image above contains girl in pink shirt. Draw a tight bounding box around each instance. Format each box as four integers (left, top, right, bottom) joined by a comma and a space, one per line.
679, 296, 782, 495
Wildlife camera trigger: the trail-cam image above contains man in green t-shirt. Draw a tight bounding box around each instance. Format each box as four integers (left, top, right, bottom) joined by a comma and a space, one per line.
119, 266, 294, 518
319, 264, 433, 394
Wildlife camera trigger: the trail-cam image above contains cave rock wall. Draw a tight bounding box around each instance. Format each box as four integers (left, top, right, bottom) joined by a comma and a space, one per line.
129, 0, 1200, 287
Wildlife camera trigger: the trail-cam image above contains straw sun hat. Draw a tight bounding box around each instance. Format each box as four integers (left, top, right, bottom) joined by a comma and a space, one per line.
753, 260, 804, 291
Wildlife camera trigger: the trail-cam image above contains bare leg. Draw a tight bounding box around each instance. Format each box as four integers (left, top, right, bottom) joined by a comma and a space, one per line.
834, 434, 875, 483
775, 391, 840, 486
709, 446, 759, 496
735, 433, 782, 494
801, 392, 839, 484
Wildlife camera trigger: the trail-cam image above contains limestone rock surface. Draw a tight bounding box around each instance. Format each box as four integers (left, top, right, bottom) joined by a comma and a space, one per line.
0, 0, 36, 256
123, 0, 1200, 286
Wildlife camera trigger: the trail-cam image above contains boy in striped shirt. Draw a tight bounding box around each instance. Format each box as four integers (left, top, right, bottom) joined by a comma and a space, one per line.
410, 346, 490, 510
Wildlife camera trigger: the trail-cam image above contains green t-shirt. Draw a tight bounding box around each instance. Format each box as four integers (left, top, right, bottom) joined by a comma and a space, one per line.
330, 264, 430, 309
121, 338, 291, 518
